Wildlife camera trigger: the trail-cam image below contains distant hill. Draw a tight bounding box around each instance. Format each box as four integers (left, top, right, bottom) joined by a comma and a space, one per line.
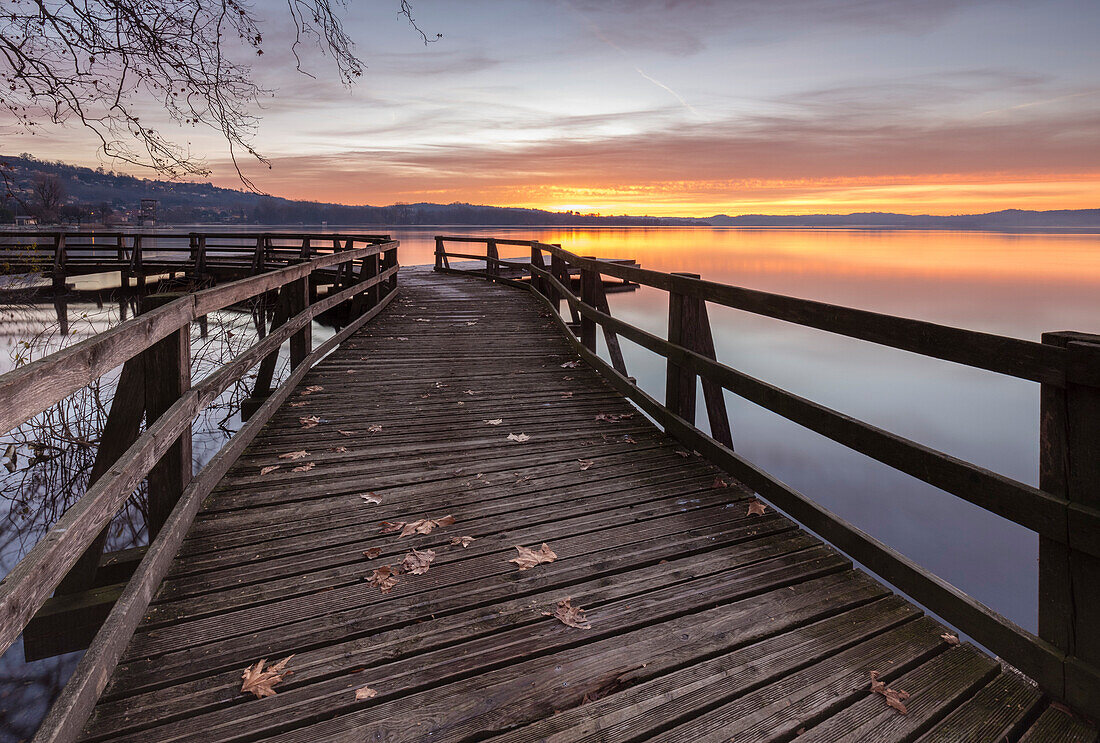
2, 154, 1097, 228
704, 209, 1100, 228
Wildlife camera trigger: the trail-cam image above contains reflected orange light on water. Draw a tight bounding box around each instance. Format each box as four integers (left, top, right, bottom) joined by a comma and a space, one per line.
518, 228, 1100, 287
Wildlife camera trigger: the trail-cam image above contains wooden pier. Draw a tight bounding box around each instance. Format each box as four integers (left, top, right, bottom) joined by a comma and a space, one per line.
1, 233, 1098, 742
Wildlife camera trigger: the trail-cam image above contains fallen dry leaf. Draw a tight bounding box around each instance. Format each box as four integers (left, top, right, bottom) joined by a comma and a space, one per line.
561, 360, 581, 368
355, 686, 378, 700
338, 430, 354, 437
367, 565, 399, 594
578, 459, 594, 471
747, 500, 767, 516
869, 670, 910, 715
292, 462, 316, 472
379, 521, 405, 534
543, 597, 591, 629
333, 446, 348, 453
510, 543, 557, 570
299, 415, 321, 429
622, 435, 637, 444
561, 391, 574, 398
360, 493, 382, 505
595, 412, 635, 423
368, 424, 382, 433
450, 536, 476, 548
674, 450, 691, 458
289, 401, 307, 408
363, 547, 382, 559
301, 385, 324, 395
402, 547, 436, 575
398, 515, 456, 538
279, 450, 310, 460
713, 477, 730, 488
240, 656, 294, 698
507, 433, 530, 443
260, 465, 281, 476
941, 632, 960, 646
484, 419, 503, 426
464, 390, 479, 395
397, 336, 409, 341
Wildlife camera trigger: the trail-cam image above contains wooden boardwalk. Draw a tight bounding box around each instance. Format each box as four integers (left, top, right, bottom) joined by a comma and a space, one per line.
72, 268, 1095, 742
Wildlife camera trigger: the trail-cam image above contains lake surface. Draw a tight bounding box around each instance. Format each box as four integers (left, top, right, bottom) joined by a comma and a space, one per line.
2, 225, 1098, 739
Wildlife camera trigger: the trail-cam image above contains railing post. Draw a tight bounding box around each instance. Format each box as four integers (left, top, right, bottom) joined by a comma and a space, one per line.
530, 244, 547, 296
1039, 331, 1100, 715
52, 234, 66, 291
141, 293, 192, 538
435, 237, 447, 270
579, 258, 598, 353
486, 239, 499, 279
666, 273, 698, 425
382, 243, 399, 294
288, 275, 311, 368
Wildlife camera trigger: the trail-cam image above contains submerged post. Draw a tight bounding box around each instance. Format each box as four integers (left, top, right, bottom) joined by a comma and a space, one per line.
1039, 331, 1100, 715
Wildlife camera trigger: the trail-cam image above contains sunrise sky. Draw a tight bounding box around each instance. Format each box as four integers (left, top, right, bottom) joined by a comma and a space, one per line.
7, 0, 1100, 216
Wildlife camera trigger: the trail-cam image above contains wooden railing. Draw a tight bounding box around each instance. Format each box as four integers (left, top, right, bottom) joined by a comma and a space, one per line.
0, 236, 399, 742
0, 231, 394, 289
435, 234, 1100, 719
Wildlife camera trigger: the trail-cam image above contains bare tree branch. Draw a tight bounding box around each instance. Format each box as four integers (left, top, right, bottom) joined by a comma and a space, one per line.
0, 1, 435, 188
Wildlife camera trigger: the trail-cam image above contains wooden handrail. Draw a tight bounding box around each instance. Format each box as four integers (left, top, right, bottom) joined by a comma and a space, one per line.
0, 239, 400, 660
0, 240, 396, 434
434, 234, 1100, 717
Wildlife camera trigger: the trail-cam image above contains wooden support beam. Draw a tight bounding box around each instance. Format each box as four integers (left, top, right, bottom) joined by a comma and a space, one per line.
530, 244, 548, 296
53, 359, 146, 595
589, 273, 628, 378
1039, 331, 1100, 717
664, 273, 734, 447
486, 239, 500, 279
141, 293, 193, 538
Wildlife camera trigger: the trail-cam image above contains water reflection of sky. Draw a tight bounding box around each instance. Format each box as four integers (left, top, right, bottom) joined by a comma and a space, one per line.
2, 226, 1098, 739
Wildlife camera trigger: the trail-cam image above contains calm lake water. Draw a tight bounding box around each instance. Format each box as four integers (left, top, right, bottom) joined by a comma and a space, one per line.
1, 225, 1098, 739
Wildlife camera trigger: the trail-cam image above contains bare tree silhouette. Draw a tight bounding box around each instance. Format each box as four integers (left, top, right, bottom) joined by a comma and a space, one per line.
0, 1, 439, 188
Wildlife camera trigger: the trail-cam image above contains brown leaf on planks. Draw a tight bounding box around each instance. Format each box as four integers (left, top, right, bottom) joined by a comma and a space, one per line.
367, 566, 399, 594
279, 450, 310, 460
355, 686, 378, 700
560, 360, 582, 368
368, 424, 383, 433
360, 493, 382, 505
869, 671, 910, 714
747, 500, 767, 516
379, 521, 405, 534
292, 462, 316, 472
450, 536, 476, 548
333, 446, 348, 453
507, 433, 530, 443
578, 459, 594, 471
288, 401, 307, 407
674, 449, 691, 458
338, 429, 354, 437
402, 548, 436, 575
510, 543, 557, 570
260, 465, 281, 476
543, 597, 591, 629
561, 391, 574, 398
713, 477, 730, 488
301, 385, 324, 395
240, 656, 294, 698
299, 415, 321, 429
595, 413, 634, 423
941, 632, 960, 646
398, 515, 456, 537
484, 419, 503, 425
363, 547, 382, 559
